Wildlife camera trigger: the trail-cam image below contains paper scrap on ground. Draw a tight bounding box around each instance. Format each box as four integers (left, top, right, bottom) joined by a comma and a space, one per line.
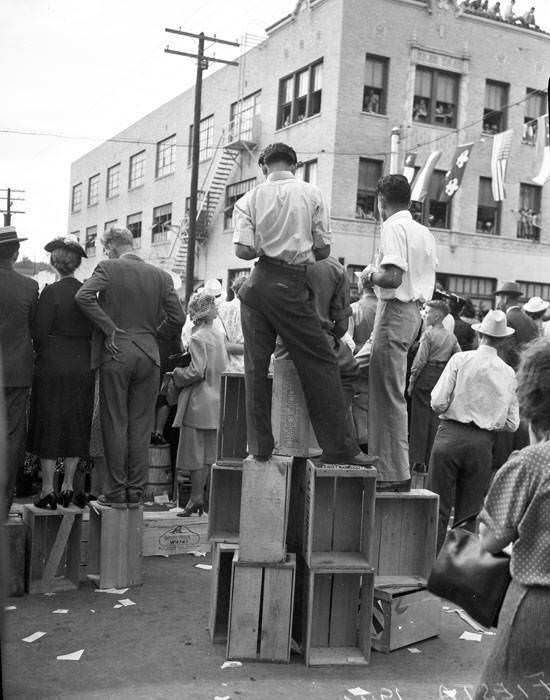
57, 649, 84, 661
195, 564, 212, 570
220, 661, 242, 669
460, 631, 482, 642
22, 632, 46, 643
4, 606, 16, 611
154, 494, 170, 504
168, 506, 184, 513
187, 550, 207, 557
348, 689, 369, 697
455, 609, 486, 633
90, 610, 96, 613
52, 609, 69, 614
113, 604, 123, 609
94, 587, 129, 594
43, 592, 56, 597
118, 599, 136, 607
408, 647, 421, 653
214, 696, 230, 700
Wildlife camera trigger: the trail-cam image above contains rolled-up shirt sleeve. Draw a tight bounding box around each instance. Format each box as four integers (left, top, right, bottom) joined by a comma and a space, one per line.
312, 190, 332, 249
232, 192, 256, 249
430, 356, 457, 414
380, 221, 408, 271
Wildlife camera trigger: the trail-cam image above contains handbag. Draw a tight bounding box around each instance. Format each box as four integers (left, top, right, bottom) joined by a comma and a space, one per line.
427, 513, 511, 628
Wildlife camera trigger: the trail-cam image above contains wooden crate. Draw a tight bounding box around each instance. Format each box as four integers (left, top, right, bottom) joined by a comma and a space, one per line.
217, 373, 248, 466
303, 461, 377, 570
142, 511, 209, 557
209, 542, 239, 644
3, 517, 26, 596
208, 462, 242, 543
23, 505, 83, 594
227, 552, 296, 663
239, 455, 292, 563
87, 503, 143, 589
372, 580, 442, 653
302, 567, 374, 666
286, 457, 308, 553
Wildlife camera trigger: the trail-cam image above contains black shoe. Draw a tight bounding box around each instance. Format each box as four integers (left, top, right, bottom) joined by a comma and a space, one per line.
319, 452, 378, 467
127, 491, 143, 509
252, 454, 271, 462
177, 500, 204, 517
376, 479, 412, 493
150, 432, 168, 446
95, 494, 127, 508
59, 490, 74, 508
72, 492, 87, 509
33, 492, 57, 510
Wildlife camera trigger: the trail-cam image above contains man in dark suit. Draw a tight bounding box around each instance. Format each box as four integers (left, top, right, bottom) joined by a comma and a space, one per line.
76, 228, 185, 506
495, 281, 538, 370
0, 227, 38, 518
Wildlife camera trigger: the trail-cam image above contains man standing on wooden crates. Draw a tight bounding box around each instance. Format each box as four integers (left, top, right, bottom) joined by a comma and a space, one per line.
361, 175, 437, 491
233, 142, 370, 466
76, 227, 185, 507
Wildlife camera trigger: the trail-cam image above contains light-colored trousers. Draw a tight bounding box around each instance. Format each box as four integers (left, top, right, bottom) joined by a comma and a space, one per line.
368, 299, 421, 482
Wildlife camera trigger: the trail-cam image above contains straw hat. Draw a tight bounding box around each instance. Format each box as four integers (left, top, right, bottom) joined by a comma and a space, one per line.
0, 226, 27, 244
495, 281, 522, 297
472, 310, 515, 338
523, 296, 550, 314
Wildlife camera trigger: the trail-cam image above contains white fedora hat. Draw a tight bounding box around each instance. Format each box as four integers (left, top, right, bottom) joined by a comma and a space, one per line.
523, 296, 550, 314
472, 310, 515, 338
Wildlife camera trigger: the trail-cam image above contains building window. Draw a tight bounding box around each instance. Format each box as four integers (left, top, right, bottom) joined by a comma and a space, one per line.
413, 67, 458, 128
127, 212, 142, 249
517, 280, 550, 300
155, 134, 176, 178
517, 184, 542, 241
152, 203, 172, 243
224, 178, 256, 228
410, 171, 451, 228
523, 88, 546, 146
71, 183, 82, 213
106, 163, 121, 199
129, 150, 146, 189
297, 159, 318, 186
277, 59, 323, 129
188, 115, 214, 165
436, 272, 496, 315
85, 225, 97, 257
88, 174, 100, 207
356, 159, 383, 219
364, 55, 389, 114
104, 219, 117, 231
483, 80, 509, 134
71, 230, 80, 240
229, 91, 261, 142
476, 177, 500, 235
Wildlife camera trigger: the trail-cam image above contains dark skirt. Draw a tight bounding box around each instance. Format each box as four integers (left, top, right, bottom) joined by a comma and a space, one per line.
409, 363, 444, 466
475, 580, 550, 698
27, 336, 94, 459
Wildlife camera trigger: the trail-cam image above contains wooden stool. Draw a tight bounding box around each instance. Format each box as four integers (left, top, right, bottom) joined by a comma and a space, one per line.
87, 503, 143, 589
23, 504, 83, 594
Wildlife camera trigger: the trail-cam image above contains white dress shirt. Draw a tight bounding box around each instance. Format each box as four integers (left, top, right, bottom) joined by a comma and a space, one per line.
232, 171, 331, 265
431, 344, 519, 432
376, 210, 437, 303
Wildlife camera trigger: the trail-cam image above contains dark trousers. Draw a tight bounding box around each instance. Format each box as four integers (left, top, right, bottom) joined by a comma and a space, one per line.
409, 363, 445, 466
99, 344, 159, 499
427, 420, 495, 552
239, 259, 359, 459
2, 387, 29, 516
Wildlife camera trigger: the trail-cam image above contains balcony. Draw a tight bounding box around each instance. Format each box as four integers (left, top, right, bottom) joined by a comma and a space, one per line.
225, 114, 261, 152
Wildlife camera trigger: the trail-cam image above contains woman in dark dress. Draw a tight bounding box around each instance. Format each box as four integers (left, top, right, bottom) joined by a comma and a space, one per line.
28, 235, 94, 509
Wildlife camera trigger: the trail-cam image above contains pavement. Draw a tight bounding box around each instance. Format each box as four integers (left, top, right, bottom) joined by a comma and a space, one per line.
2, 550, 493, 700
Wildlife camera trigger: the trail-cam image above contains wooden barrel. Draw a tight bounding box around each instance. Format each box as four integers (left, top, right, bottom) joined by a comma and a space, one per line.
145, 444, 173, 500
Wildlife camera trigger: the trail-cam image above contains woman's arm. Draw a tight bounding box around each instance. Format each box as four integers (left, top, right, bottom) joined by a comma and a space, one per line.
478, 521, 505, 554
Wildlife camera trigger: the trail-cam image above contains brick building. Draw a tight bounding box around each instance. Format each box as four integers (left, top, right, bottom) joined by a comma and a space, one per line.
68, 0, 550, 310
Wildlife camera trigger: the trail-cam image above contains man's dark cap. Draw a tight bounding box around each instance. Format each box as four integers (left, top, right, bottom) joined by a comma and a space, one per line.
258, 142, 298, 167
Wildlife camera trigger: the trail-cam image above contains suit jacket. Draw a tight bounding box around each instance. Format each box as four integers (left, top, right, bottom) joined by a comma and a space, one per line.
499, 306, 538, 370
75, 253, 185, 369
0, 261, 38, 387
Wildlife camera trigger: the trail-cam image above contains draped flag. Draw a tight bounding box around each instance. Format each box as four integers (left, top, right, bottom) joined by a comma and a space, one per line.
403, 152, 417, 184
410, 150, 442, 202
490, 130, 513, 201
439, 142, 474, 202
532, 114, 550, 186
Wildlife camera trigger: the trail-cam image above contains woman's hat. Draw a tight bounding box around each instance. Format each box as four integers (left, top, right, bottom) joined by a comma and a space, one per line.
203, 278, 223, 297
495, 281, 522, 297
523, 296, 550, 314
472, 310, 515, 338
0, 226, 27, 244
44, 234, 87, 258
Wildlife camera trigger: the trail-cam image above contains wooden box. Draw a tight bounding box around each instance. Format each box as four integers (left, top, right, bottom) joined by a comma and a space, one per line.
227, 552, 296, 663
4, 517, 26, 596
209, 542, 238, 643
208, 462, 242, 543
142, 511, 209, 557
372, 581, 441, 653
304, 461, 377, 570
23, 505, 83, 594
239, 455, 292, 564
217, 373, 248, 466
302, 567, 374, 666
87, 503, 143, 589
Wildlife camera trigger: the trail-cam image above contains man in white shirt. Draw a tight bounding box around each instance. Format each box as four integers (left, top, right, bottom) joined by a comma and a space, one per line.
362, 175, 437, 488
233, 142, 371, 466
428, 310, 519, 551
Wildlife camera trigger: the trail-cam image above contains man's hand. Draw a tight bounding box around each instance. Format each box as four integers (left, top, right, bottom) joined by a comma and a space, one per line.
407, 382, 414, 397
104, 328, 125, 355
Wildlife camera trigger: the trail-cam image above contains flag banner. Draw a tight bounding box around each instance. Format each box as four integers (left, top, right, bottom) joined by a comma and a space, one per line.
403, 152, 417, 184
410, 150, 442, 202
439, 142, 474, 202
490, 129, 513, 201
532, 114, 550, 186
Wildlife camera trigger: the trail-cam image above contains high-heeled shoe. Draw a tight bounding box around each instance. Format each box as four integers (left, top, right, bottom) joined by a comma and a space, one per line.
60, 490, 74, 508
177, 500, 204, 517
33, 492, 57, 510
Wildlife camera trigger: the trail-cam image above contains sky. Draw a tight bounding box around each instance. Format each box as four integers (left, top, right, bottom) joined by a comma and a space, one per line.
1, 0, 549, 261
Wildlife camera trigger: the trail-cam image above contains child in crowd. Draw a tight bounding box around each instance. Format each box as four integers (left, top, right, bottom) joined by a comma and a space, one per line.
170, 292, 228, 517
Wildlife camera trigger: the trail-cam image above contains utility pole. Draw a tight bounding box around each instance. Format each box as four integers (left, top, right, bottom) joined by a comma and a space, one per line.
0, 188, 25, 226
165, 28, 239, 303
